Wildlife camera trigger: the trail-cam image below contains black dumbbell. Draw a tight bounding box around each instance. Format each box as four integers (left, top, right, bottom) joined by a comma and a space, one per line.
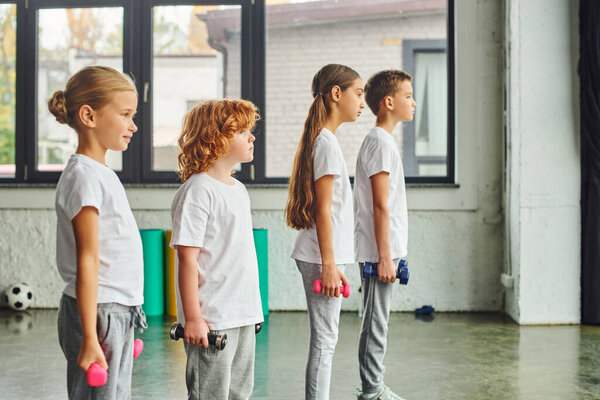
170, 322, 227, 350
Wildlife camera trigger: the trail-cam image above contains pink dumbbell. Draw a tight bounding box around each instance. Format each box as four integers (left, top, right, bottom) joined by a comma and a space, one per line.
86, 339, 144, 387
133, 338, 143, 358
86, 363, 107, 387
313, 280, 351, 298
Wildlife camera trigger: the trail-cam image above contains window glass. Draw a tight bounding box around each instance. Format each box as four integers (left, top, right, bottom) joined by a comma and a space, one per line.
37, 7, 124, 171
263, 0, 448, 178
151, 5, 241, 172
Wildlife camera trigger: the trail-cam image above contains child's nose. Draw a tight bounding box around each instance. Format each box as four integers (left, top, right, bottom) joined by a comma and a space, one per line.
131, 121, 138, 132
249, 133, 255, 142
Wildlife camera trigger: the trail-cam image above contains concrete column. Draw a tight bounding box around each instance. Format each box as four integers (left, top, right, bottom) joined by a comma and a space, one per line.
503, 0, 580, 324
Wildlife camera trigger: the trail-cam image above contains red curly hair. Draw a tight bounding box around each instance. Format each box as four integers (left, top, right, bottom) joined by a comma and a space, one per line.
177, 99, 259, 182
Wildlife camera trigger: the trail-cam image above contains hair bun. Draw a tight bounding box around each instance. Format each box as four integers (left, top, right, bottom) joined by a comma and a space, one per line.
47, 90, 69, 124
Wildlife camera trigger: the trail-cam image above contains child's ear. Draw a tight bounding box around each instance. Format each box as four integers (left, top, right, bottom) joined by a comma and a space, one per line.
330, 85, 341, 102
383, 95, 394, 111
78, 105, 96, 128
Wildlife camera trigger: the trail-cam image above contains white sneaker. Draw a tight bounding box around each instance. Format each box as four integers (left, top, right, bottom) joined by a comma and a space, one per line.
355, 385, 406, 400
377, 385, 406, 400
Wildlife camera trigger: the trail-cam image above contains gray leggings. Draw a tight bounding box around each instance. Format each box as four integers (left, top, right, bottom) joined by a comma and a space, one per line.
358, 260, 398, 396
296, 260, 347, 400
57, 294, 141, 400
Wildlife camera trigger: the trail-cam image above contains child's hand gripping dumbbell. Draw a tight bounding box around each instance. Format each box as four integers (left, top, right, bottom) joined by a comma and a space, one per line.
313, 279, 351, 298
362, 259, 409, 285
86, 338, 144, 387
169, 322, 228, 350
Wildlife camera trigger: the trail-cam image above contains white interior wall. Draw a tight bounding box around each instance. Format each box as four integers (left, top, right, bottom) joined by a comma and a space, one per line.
0, 0, 512, 316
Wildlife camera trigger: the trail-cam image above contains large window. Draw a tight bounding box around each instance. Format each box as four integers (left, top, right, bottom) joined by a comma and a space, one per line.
151, 5, 241, 173
403, 39, 449, 177
263, 0, 454, 183
2, 0, 453, 184
37, 6, 124, 172
0, 3, 15, 178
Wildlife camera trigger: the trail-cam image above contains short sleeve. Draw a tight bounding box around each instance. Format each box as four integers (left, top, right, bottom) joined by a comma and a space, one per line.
57, 171, 103, 221
170, 189, 210, 249
313, 135, 342, 180
361, 135, 394, 178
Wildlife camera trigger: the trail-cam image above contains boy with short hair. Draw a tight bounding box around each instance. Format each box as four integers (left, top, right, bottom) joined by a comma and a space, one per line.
353, 70, 416, 400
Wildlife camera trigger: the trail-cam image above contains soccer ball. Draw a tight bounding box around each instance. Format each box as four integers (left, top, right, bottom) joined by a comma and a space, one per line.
4, 283, 33, 311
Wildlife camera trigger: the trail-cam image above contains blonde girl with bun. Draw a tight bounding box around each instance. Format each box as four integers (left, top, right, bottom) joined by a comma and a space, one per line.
49, 66, 147, 400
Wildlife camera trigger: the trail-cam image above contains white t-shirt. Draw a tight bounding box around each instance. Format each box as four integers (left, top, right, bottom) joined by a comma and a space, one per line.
170, 173, 263, 330
354, 126, 408, 262
55, 154, 144, 306
291, 128, 355, 265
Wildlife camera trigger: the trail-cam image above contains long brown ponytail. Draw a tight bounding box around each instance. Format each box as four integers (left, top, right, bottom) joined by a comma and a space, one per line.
285, 64, 360, 230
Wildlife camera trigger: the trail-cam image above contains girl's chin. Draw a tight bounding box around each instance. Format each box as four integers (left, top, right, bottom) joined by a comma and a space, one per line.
108, 145, 127, 152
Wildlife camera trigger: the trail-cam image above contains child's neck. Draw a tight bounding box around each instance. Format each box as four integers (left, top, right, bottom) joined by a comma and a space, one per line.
323, 113, 344, 134
76, 136, 107, 165
376, 114, 401, 135
206, 159, 235, 185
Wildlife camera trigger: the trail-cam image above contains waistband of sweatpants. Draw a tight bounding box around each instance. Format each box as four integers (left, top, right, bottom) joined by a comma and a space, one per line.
61, 293, 133, 313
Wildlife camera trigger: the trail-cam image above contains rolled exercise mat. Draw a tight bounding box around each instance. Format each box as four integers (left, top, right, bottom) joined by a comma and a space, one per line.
253, 229, 269, 316
164, 230, 177, 317
140, 229, 165, 316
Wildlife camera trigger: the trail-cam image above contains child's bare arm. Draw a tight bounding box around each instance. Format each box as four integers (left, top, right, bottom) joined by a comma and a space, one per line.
177, 246, 210, 348
72, 206, 108, 371
315, 175, 348, 296
370, 172, 396, 283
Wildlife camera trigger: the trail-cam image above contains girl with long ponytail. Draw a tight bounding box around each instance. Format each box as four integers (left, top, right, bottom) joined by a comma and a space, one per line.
285, 64, 364, 400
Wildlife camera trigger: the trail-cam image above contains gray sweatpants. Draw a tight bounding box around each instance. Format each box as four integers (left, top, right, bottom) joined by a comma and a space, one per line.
296, 260, 346, 400
184, 324, 255, 400
57, 294, 136, 400
358, 260, 398, 397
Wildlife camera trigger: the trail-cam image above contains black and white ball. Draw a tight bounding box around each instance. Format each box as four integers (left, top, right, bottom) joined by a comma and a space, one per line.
4, 283, 33, 311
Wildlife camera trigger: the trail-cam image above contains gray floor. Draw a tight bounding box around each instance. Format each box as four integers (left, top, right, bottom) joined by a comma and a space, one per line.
1, 310, 599, 400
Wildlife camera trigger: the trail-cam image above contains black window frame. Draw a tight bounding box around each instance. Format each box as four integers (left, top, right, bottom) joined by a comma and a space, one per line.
3, 0, 454, 185
256, 0, 455, 184
402, 38, 454, 183
24, 0, 133, 183
5, 0, 263, 184
139, 0, 264, 183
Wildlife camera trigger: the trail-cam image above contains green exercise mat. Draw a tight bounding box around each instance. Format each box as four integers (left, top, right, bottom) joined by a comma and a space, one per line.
140, 229, 165, 316
253, 229, 268, 316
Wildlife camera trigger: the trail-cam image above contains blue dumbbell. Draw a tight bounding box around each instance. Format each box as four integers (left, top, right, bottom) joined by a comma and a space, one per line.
363, 259, 409, 285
